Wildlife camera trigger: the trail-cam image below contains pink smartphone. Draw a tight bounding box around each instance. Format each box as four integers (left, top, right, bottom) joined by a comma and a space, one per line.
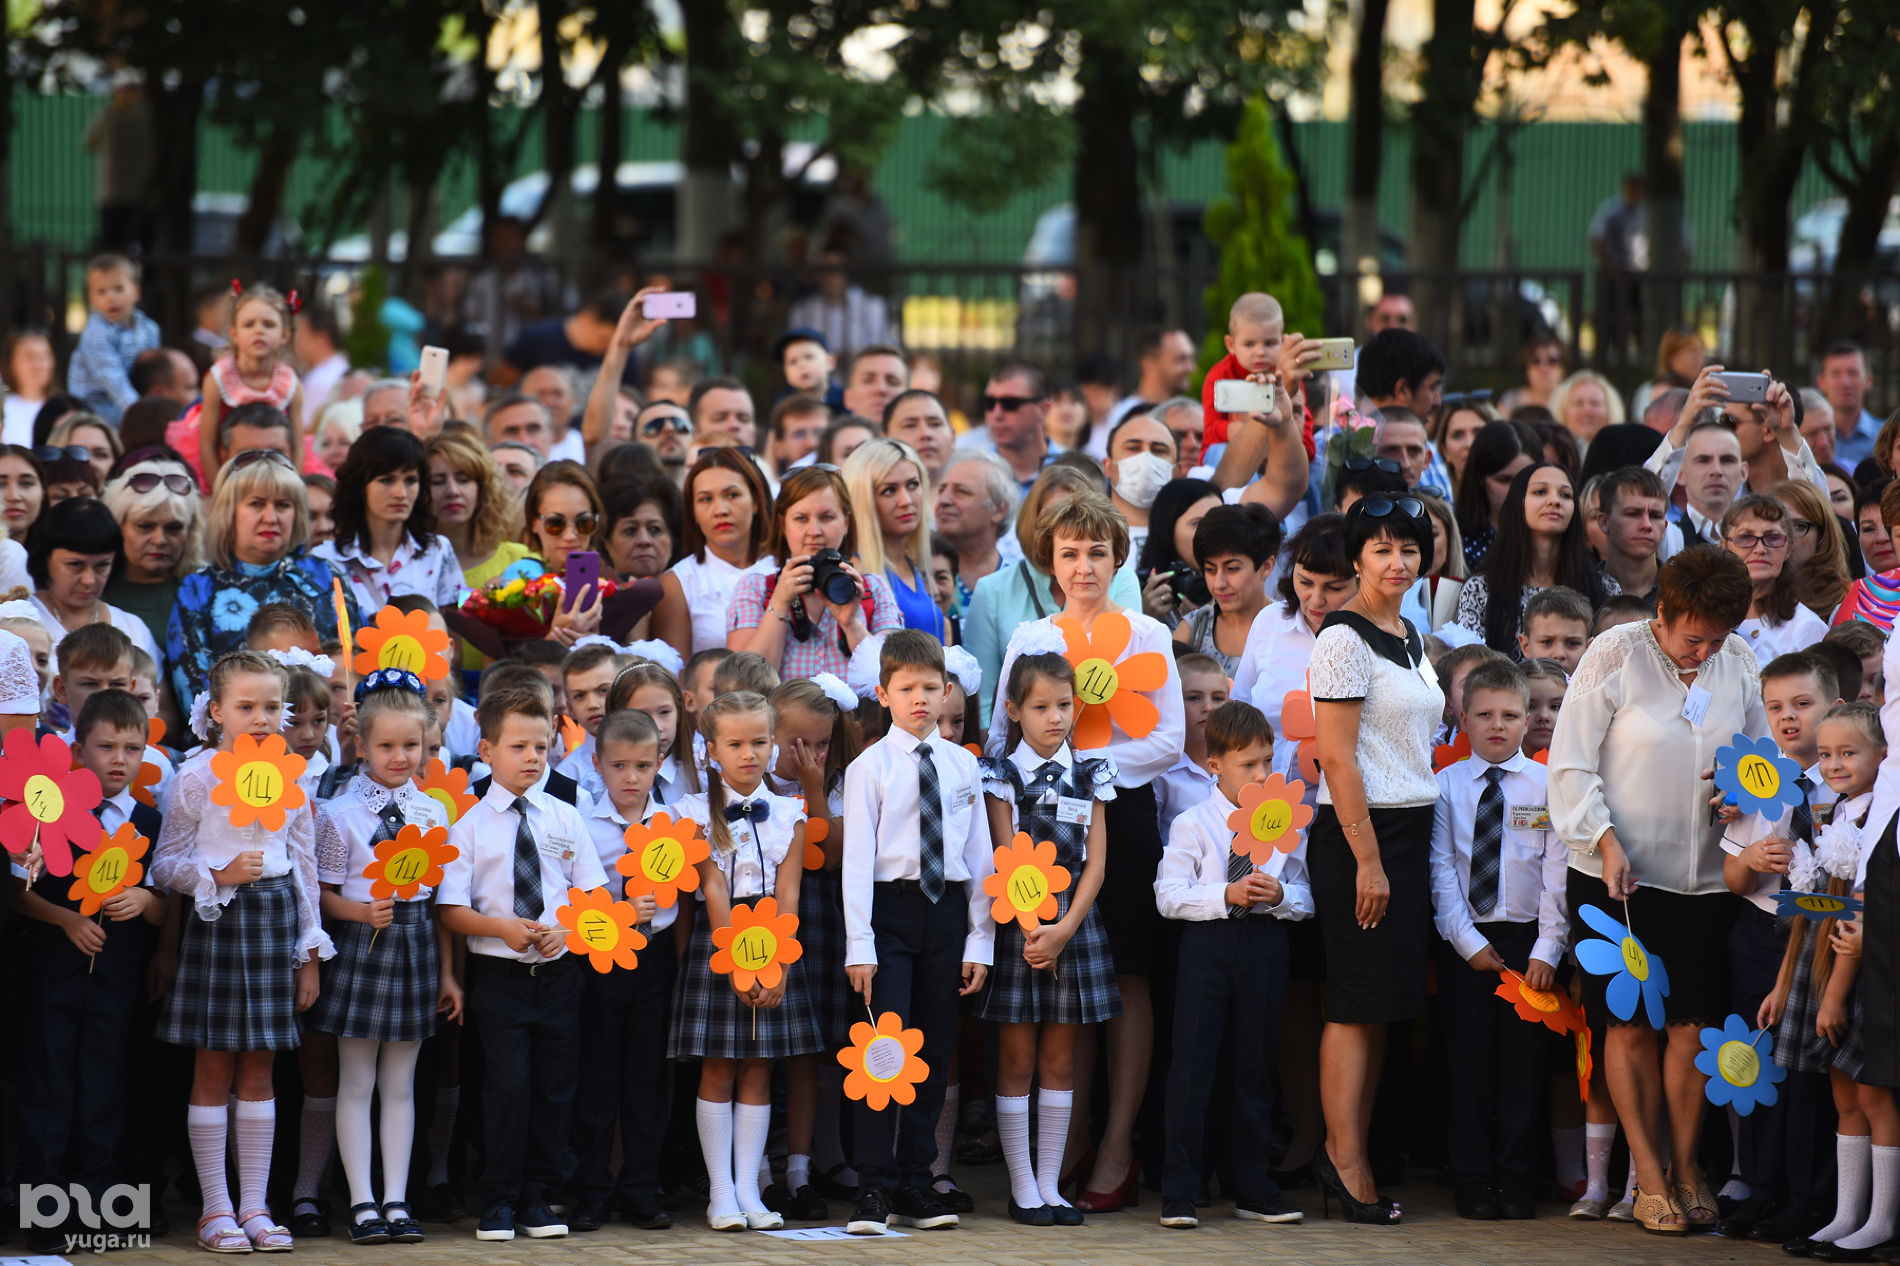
561, 550, 600, 613
643, 292, 696, 319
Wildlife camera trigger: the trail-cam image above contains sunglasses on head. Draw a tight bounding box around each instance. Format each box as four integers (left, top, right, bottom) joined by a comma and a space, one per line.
1441, 390, 1494, 410
538, 511, 599, 538
127, 471, 196, 496
641, 414, 691, 437
981, 394, 1044, 414
1343, 456, 1403, 475
1360, 496, 1426, 521
34, 445, 92, 465
230, 449, 295, 472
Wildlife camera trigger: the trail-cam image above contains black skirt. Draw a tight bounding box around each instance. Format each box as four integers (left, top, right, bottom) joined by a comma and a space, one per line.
1308, 803, 1435, 1024
1859, 812, 1900, 1087
1565, 868, 1735, 1028
1097, 783, 1165, 977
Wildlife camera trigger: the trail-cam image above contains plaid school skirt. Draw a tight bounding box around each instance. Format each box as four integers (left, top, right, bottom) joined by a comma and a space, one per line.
157, 874, 302, 1052
800, 869, 849, 1047
305, 899, 440, 1043
668, 902, 825, 1062
980, 889, 1121, 1026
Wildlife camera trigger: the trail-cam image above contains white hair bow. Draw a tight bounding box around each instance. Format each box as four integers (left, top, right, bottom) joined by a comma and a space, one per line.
1005, 621, 1069, 660
810, 672, 858, 712
1816, 818, 1862, 883
264, 647, 336, 678
845, 632, 889, 701
576, 635, 686, 679
942, 645, 983, 698
188, 690, 213, 741
281, 702, 296, 731
0, 599, 37, 621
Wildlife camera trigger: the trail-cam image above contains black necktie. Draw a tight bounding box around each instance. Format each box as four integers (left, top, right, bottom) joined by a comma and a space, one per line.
724, 799, 770, 825
1791, 775, 1816, 846
511, 796, 542, 919
1470, 767, 1505, 917
918, 742, 945, 902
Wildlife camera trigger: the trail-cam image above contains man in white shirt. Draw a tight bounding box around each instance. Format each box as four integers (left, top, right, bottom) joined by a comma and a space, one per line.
295, 308, 350, 411
523, 365, 586, 463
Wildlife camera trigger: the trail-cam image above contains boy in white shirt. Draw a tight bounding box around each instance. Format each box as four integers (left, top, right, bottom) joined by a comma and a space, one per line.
1428, 659, 1567, 1221
1154, 653, 1224, 846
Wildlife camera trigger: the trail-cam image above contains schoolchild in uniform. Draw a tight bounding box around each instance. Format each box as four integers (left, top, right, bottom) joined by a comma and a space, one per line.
554, 641, 627, 804
607, 657, 699, 803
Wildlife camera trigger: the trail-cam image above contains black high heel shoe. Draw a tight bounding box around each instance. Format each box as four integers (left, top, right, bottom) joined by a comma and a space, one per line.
1310, 1147, 1402, 1225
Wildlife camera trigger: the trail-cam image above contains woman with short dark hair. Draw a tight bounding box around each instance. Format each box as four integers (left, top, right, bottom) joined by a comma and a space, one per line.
25, 495, 160, 666
313, 427, 461, 612
1173, 502, 1282, 675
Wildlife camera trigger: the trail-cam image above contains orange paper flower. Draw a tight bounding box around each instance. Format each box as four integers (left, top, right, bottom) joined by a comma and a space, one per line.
1433, 732, 1472, 772
362, 824, 459, 900
208, 733, 308, 832
556, 885, 647, 972
1574, 1026, 1594, 1104
1495, 971, 1587, 1036
68, 821, 148, 916
838, 1011, 930, 1110
1225, 773, 1315, 865
353, 606, 452, 681
131, 717, 166, 808
1533, 748, 1549, 766
0, 729, 103, 876
559, 714, 585, 756
802, 805, 829, 871
412, 759, 478, 825
615, 812, 711, 907
982, 832, 1072, 931
709, 896, 803, 990
1279, 682, 1319, 783
1055, 612, 1168, 749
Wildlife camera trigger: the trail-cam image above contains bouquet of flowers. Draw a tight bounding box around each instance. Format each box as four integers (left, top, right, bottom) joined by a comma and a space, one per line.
459, 568, 620, 641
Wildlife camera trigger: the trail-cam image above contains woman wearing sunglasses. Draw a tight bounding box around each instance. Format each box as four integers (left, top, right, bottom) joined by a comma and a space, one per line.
314, 427, 464, 613
1720, 493, 1829, 663
101, 455, 204, 652
1454, 462, 1615, 656
521, 459, 610, 646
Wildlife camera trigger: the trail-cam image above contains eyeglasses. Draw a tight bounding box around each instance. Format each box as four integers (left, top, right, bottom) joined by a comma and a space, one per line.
1360, 496, 1426, 520
1343, 456, 1403, 475
127, 471, 196, 496
640, 414, 691, 437
981, 394, 1045, 414
34, 445, 92, 465
1441, 390, 1494, 410
1729, 531, 1789, 552
1787, 518, 1816, 538
538, 511, 599, 538
230, 449, 295, 472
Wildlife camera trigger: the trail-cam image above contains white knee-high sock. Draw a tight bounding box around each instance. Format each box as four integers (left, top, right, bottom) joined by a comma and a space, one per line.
1552, 1125, 1585, 1190
335, 1039, 381, 1217
425, 1088, 459, 1188
378, 1042, 421, 1207
932, 1086, 959, 1178
1036, 1089, 1074, 1208
788, 1154, 811, 1191
233, 1099, 276, 1219
1815, 1134, 1875, 1242
696, 1099, 738, 1220
293, 1095, 335, 1202
733, 1103, 772, 1214
1836, 1144, 1900, 1250
996, 1095, 1041, 1208
188, 1104, 234, 1220
1584, 1123, 1616, 1205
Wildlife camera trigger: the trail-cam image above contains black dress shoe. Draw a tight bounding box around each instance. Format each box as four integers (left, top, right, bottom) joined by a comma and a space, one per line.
567, 1201, 608, 1232
1872, 1239, 1900, 1265
414, 1183, 466, 1222
1723, 1195, 1777, 1239
289, 1198, 330, 1238
1008, 1198, 1054, 1226
1786, 1239, 1823, 1257
788, 1184, 829, 1220
1454, 1187, 1500, 1220
762, 1183, 794, 1215
618, 1194, 672, 1229
1497, 1188, 1537, 1220
1050, 1201, 1085, 1226
1811, 1243, 1877, 1263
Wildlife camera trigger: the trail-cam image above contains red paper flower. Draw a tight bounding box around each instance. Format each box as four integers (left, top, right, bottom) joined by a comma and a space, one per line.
0, 729, 103, 877
1433, 731, 1472, 772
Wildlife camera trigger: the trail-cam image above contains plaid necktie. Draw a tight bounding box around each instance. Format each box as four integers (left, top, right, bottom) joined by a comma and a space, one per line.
1470, 767, 1505, 916
1025, 760, 1064, 796
374, 799, 406, 844
1791, 775, 1816, 846
917, 742, 945, 903
1226, 846, 1255, 918
511, 796, 543, 919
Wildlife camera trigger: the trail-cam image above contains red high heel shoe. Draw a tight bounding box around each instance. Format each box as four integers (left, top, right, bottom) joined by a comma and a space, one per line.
1073, 1163, 1141, 1212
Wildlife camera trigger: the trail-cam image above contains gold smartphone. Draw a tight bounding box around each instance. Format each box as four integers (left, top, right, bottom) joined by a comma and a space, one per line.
1312, 338, 1355, 371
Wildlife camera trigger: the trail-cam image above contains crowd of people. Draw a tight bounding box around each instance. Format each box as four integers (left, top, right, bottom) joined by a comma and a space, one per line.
8, 250, 1900, 1261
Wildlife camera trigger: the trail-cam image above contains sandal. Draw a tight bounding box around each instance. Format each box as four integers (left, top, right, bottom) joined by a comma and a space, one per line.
1673, 1179, 1719, 1231
238, 1211, 295, 1253
198, 1212, 254, 1254
1632, 1186, 1687, 1235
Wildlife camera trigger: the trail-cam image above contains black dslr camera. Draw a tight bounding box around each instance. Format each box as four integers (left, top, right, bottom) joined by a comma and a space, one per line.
807, 548, 861, 605
1141, 559, 1210, 608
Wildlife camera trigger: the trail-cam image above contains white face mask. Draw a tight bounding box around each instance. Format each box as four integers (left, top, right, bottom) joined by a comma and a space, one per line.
1112, 451, 1174, 510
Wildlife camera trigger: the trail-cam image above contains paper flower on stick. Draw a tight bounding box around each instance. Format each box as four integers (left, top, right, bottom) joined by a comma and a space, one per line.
802, 799, 828, 870
1279, 682, 1319, 783
1713, 733, 1805, 820
556, 885, 647, 973
412, 759, 478, 825
208, 733, 308, 832
0, 729, 103, 876
983, 832, 1071, 931
353, 606, 452, 682
1695, 1014, 1786, 1115
615, 812, 710, 908
362, 824, 458, 900
1225, 773, 1313, 864
709, 896, 802, 991
131, 717, 166, 807
838, 1011, 930, 1110
1575, 904, 1669, 1029
1495, 972, 1586, 1035
1055, 612, 1167, 749
1774, 890, 1863, 922
1433, 731, 1472, 773
68, 822, 148, 915
1574, 1027, 1593, 1104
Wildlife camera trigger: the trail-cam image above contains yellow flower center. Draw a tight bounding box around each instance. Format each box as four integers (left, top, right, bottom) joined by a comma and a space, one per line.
1073, 657, 1119, 706
22, 773, 63, 822
1620, 936, 1649, 982
574, 908, 619, 952
1717, 1039, 1760, 1088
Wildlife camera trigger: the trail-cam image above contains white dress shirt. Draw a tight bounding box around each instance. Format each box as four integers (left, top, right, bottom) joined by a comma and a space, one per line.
314, 775, 450, 903
557, 733, 605, 806
1154, 785, 1314, 923
1230, 604, 1319, 781
675, 782, 802, 903
980, 741, 1117, 860
1737, 604, 1829, 667
1428, 752, 1569, 968
841, 725, 995, 968
1549, 618, 1767, 895
437, 782, 608, 963
586, 795, 679, 933
1723, 761, 1838, 913
1153, 750, 1213, 849
446, 697, 480, 763
984, 610, 1186, 786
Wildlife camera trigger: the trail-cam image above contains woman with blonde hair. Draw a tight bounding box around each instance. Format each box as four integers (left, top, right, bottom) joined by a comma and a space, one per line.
424, 426, 528, 589
842, 436, 941, 637
1768, 478, 1852, 620
1549, 371, 1626, 448
102, 452, 205, 650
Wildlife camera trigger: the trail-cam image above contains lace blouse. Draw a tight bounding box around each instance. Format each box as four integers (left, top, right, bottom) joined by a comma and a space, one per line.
1307, 612, 1445, 809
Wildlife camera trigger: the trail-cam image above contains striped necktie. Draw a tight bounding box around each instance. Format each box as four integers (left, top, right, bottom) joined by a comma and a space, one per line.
1470, 767, 1505, 916
511, 796, 543, 920
918, 742, 945, 903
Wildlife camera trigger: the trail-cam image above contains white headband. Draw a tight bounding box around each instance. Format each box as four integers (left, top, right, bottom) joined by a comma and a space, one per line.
264, 646, 336, 678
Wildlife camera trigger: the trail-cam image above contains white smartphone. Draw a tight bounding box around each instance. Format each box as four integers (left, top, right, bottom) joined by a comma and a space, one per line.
1214, 378, 1274, 414
643, 292, 696, 319
418, 345, 448, 398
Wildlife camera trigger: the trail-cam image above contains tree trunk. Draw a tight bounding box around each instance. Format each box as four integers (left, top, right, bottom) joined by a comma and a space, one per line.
399, 150, 444, 302
235, 122, 298, 261
1823, 137, 1900, 347
533, 0, 580, 278
1408, 0, 1476, 357
681, 0, 739, 262
1072, 31, 1142, 358
1346, 0, 1391, 326
1639, 14, 1691, 374
148, 76, 205, 339
593, 33, 629, 260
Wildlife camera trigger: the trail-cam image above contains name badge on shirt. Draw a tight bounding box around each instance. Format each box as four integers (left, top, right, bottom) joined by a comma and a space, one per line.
1681, 683, 1712, 726
1056, 796, 1092, 826
538, 833, 576, 863
1509, 805, 1552, 832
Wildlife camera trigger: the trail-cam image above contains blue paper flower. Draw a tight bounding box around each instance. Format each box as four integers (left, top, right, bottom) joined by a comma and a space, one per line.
498, 557, 546, 585
1574, 904, 1670, 1029
1694, 1013, 1786, 1115
1773, 890, 1865, 922
1713, 733, 1806, 820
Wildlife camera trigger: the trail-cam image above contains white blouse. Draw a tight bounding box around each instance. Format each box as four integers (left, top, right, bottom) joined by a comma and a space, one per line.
668, 551, 756, 657
28, 592, 161, 673
150, 748, 334, 963
1548, 618, 1767, 896
675, 781, 804, 902
1737, 604, 1828, 667
1230, 603, 1321, 783
313, 531, 464, 614
1307, 616, 1445, 809
314, 776, 450, 903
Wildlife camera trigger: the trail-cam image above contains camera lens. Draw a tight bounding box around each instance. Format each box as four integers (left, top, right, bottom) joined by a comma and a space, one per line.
823, 571, 860, 605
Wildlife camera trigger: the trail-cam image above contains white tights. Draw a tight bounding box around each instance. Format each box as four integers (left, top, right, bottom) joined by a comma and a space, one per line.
335, 1037, 421, 1221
